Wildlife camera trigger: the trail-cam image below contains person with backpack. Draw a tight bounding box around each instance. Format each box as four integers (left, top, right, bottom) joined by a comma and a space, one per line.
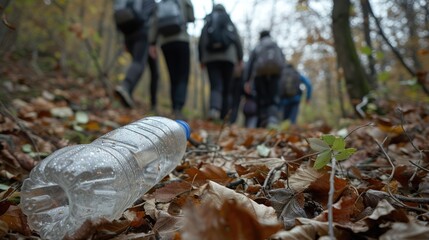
278, 63, 312, 124
113, 0, 158, 109
243, 30, 286, 128
149, 0, 195, 119
198, 4, 244, 122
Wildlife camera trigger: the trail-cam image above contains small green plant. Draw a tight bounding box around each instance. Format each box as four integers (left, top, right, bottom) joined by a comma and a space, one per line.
308, 134, 356, 170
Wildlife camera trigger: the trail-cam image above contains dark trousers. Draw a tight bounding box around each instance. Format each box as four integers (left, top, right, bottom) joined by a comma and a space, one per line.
161, 41, 190, 111
147, 54, 159, 108
122, 32, 149, 95
254, 75, 280, 127
206, 61, 235, 120
282, 99, 300, 124
230, 74, 244, 124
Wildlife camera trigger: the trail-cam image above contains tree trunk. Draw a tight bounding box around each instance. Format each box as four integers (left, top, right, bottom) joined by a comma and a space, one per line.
399, 0, 422, 70
0, 0, 12, 55
332, 0, 371, 108
360, 0, 377, 89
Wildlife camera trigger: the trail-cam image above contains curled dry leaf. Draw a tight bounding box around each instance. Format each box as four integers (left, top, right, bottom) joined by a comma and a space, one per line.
366, 199, 409, 223
307, 173, 348, 207
269, 188, 307, 230
0, 205, 31, 236
200, 181, 278, 225
185, 164, 232, 186
0, 220, 8, 239
295, 217, 351, 239
154, 181, 192, 203
153, 210, 184, 240
379, 221, 429, 240
288, 165, 323, 192
314, 194, 357, 224
181, 199, 282, 240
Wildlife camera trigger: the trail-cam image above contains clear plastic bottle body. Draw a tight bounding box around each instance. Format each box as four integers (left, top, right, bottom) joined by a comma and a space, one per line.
20, 117, 189, 239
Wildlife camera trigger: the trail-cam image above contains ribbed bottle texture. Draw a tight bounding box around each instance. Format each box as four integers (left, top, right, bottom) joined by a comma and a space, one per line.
20, 116, 190, 239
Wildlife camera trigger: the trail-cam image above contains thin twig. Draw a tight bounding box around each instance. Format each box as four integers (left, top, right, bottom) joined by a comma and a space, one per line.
286, 163, 290, 189
409, 160, 429, 172
374, 138, 429, 213
284, 151, 320, 163
396, 107, 424, 184
0, 100, 41, 161
262, 162, 285, 193
344, 121, 374, 139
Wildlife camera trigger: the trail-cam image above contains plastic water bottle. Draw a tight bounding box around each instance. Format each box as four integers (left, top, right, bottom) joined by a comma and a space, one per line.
20, 116, 190, 240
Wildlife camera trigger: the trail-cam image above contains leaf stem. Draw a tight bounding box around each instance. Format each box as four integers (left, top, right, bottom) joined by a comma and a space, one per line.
328, 156, 337, 239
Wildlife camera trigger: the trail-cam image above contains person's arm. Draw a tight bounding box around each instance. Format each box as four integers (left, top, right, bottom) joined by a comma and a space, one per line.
232, 24, 244, 63
300, 75, 312, 102
184, 0, 195, 23
198, 21, 208, 66
148, 4, 158, 59
243, 50, 257, 95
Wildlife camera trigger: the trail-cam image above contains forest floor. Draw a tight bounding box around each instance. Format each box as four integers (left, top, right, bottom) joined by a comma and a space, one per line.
1, 57, 429, 239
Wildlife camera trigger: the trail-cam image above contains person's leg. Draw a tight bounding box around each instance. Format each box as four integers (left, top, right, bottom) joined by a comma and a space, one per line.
161, 42, 190, 111
122, 34, 148, 95
147, 54, 159, 110
116, 33, 149, 108
266, 75, 280, 126
161, 41, 190, 115
254, 76, 269, 127
206, 62, 223, 120
220, 62, 235, 120
288, 101, 301, 124
230, 73, 243, 124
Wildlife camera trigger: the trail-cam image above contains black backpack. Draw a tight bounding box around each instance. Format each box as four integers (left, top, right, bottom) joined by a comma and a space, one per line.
205, 11, 234, 52
157, 0, 185, 36
279, 65, 302, 98
113, 0, 146, 35
253, 38, 285, 76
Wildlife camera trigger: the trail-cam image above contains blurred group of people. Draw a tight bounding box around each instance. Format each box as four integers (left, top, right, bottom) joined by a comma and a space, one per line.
113, 0, 312, 127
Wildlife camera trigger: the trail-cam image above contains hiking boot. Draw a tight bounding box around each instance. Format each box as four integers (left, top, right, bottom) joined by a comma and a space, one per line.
150, 105, 158, 115
208, 108, 220, 121
173, 109, 186, 120
115, 86, 135, 108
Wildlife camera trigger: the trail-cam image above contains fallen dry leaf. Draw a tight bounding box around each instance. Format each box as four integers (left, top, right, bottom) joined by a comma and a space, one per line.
269, 188, 307, 229
379, 221, 429, 240
181, 199, 282, 240
201, 181, 279, 225
288, 165, 323, 192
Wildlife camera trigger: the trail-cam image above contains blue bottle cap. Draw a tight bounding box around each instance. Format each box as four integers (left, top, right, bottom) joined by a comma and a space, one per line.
176, 120, 191, 139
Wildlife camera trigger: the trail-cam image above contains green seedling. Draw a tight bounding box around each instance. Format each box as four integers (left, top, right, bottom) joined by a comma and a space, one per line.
308, 134, 356, 170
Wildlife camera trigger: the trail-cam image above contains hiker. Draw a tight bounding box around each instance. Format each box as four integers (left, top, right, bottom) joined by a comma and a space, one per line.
149, 0, 195, 119
113, 0, 157, 109
243, 30, 286, 128
278, 64, 312, 124
198, 3, 244, 122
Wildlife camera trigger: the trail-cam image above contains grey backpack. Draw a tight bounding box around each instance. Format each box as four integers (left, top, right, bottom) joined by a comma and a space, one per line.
253, 38, 284, 76
279, 65, 302, 98
114, 0, 145, 35
157, 0, 185, 36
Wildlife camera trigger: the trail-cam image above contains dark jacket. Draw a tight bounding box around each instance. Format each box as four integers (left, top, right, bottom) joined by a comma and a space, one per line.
243, 35, 286, 82
198, 5, 243, 65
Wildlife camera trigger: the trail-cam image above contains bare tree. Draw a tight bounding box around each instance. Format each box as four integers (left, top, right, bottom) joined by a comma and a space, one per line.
332, 0, 371, 109
360, 0, 377, 89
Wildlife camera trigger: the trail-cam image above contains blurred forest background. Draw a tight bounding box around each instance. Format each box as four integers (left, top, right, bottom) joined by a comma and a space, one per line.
1, 0, 429, 126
